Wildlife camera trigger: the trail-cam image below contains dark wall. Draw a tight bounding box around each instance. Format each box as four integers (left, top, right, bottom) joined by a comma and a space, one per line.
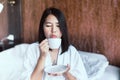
0, 0, 22, 51
7, 0, 22, 44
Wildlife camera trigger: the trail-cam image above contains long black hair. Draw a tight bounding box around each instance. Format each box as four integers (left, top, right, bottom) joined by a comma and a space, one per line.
38, 7, 70, 54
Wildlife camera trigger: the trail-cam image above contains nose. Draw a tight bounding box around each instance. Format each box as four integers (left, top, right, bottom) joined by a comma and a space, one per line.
52, 25, 57, 33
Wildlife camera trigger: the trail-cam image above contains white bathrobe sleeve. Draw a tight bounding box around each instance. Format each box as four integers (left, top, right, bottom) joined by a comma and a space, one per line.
68, 46, 88, 80
20, 43, 40, 80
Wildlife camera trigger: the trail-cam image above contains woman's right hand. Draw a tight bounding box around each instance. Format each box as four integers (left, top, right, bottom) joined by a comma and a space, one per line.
39, 39, 49, 58
31, 39, 49, 80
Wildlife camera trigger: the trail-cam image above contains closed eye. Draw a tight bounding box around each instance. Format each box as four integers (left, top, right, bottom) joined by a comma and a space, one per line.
46, 25, 52, 27
56, 24, 60, 27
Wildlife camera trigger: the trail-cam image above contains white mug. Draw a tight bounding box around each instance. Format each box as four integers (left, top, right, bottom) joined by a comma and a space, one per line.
48, 38, 61, 49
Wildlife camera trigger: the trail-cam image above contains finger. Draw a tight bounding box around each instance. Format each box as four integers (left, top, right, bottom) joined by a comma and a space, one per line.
63, 64, 70, 75
41, 43, 49, 49
39, 40, 49, 50
40, 44, 49, 53
39, 39, 48, 46
66, 64, 70, 72
39, 40, 49, 57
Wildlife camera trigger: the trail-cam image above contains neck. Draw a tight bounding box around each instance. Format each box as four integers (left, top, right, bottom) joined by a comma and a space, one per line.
49, 49, 59, 65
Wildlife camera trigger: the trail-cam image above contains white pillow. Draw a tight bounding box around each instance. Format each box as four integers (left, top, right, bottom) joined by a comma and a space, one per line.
78, 51, 109, 80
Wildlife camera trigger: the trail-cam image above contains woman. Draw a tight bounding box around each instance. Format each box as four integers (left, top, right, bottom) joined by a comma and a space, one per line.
21, 7, 88, 80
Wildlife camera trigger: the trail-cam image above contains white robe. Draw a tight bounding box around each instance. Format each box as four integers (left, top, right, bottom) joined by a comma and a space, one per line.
21, 42, 88, 80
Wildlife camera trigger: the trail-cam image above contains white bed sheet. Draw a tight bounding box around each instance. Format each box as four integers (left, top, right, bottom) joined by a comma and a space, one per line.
98, 65, 120, 80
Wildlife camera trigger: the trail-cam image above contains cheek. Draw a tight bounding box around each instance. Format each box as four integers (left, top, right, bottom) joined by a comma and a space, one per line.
57, 28, 62, 37
44, 28, 50, 38
58, 31, 62, 37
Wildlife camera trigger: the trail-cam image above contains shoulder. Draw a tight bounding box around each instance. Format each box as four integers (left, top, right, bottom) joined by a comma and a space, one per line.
63, 45, 79, 56
68, 45, 78, 52
26, 42, 40, 54
27, 42, 39, 49
29, 42, 39, 47
68, 45, 76, 49
25, 42, 40, 60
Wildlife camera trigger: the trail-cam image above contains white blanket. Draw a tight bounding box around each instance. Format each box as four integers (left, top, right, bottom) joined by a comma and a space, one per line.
0, 44, 29, 80
79, 51, 109, 80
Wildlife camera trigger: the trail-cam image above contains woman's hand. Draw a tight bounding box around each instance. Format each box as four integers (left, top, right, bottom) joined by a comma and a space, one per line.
39, 39, 49, 58
31, 39, 49, 80
63, 65, 76, 80
48, 64, 76, 80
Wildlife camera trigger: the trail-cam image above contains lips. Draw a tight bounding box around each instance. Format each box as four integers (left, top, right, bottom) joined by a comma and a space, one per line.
50, 35, 57, 38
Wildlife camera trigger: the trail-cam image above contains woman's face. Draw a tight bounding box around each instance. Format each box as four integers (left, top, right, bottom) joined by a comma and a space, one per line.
43, 14, 62, 38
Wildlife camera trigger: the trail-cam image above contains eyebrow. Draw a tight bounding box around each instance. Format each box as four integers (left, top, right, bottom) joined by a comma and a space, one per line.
45, 22, 59, 24
45, 22, 52, 24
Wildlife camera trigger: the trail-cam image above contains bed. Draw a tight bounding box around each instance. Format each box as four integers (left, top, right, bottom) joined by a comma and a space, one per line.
79, 51, 120, 80
98, 65, 120, 80
0, 44, 119, 80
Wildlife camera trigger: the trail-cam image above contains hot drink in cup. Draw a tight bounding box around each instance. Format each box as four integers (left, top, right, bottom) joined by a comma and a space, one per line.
48, 38, 61, 49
